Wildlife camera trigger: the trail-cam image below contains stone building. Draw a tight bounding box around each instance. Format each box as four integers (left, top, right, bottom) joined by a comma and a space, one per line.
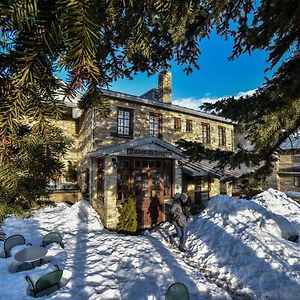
267, 132, 300, 193
234, 126, 300, 195
56, 71, 235, 229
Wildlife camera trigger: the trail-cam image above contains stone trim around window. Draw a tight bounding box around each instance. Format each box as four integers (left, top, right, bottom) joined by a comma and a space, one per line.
117, 107, 134, 138
186, 119, 193, 132
201, 122, 211, 144
218, 126, 226, 147
174, 117, 181, 132
149, 112, 162, 138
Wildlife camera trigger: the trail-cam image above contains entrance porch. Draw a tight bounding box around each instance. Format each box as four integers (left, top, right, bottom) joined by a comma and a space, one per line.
88, 137, 183, 229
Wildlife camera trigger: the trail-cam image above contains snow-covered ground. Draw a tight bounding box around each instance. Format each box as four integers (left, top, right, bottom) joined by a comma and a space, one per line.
0, 188, 299, 300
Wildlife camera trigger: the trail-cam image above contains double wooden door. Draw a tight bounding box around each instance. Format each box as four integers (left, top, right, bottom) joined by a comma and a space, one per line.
116, 158, 173, 228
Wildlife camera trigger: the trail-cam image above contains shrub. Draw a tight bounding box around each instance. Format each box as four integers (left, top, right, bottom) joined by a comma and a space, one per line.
65, 161, 78, 183
117, 195, 137, 234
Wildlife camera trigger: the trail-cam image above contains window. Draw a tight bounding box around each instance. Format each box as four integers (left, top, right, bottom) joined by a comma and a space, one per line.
293, 155, 300, 165
186, 119, 193, 132
174, 117, 181, 131
294, 177, 300, 187
201, 123, 210, 144
218, 126, 226, 147
149, 113, 162, 137
117, 108, 133, 136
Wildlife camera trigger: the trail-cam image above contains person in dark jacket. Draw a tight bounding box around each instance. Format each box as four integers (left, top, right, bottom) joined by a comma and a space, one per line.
169, 192, 191, 252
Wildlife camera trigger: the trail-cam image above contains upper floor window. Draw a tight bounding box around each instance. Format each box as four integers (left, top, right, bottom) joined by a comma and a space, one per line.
294, 177, 300, 187
218, 126, 226, 147
117, 108, 133, 137
174, 117, 181, 131
201, 123, 210, 144
186, 119, 193, 132
149, 113, 162, 137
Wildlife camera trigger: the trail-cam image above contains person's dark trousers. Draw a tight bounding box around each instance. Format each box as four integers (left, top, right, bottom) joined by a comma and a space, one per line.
173, 222, 187, 247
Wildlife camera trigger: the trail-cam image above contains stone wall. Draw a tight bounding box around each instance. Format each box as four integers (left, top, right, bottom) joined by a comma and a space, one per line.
50, 190, 80, 203
77, 110, 93, 191
56, 113, 79, 181
277, 151, 300, 192
103, 157, 119, 228
76, 96, 234, 228
279, 176, 297, 192
93, 98, 234, 151
279, 152, 293, 169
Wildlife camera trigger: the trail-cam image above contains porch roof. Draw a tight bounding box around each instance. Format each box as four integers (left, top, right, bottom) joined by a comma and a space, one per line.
88, 137, 185, 159
181, 159, 254, 180
278, 166, 300, 175
88, 137, 251, 180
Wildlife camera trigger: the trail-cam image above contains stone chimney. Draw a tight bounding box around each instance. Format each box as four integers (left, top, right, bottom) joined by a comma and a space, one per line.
158, 70, 172, 104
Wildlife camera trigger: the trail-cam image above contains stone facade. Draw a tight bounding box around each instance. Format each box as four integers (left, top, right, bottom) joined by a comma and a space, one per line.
87, 98, 234, 152
54, 73, 235, 229
49, 108, 81, 202
276, 151, 300, 192
75, 89, 234, 229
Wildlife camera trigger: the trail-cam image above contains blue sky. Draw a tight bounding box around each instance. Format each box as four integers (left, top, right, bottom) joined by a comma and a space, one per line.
109, 31, 275, 110
57, 30, 276, 110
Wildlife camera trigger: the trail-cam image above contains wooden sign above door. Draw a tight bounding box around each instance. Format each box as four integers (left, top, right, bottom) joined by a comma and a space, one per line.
127, 148, 173, 157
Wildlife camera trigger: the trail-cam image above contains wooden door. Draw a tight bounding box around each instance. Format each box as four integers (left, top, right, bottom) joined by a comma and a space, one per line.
117, 158, 173, 228
133, 159, 172, 228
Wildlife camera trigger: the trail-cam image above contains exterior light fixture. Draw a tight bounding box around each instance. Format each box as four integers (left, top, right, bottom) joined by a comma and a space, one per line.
177, 160, 183, 168
112, 157, 119, 169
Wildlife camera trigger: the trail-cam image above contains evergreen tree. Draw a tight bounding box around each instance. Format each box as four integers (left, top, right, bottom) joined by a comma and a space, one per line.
0, 0, 299, 188
117, 195, 137, 234
0, 0, 208, 143
178, 0, 300, 187
0, 121, 71, 205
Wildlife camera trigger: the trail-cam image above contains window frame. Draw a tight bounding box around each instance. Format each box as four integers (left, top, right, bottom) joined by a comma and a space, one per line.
149, 113, 162, 138
218, 126, 226, 147
186, 119, 193, 132
117, 107, 134, 137
174, 117, 181, 132
201, 123, 210, 144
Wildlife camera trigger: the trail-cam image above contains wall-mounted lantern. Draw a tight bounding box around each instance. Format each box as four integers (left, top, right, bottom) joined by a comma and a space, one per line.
177, 159, 183, 168
112, 157, 119, 169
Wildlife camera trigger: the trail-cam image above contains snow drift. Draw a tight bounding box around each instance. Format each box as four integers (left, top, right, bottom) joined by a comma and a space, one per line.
0, 188, 299, 300
184, 188, 300, 299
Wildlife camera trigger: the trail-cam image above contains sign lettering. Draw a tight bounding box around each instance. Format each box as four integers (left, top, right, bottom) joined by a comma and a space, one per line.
127, 148, 172, 157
